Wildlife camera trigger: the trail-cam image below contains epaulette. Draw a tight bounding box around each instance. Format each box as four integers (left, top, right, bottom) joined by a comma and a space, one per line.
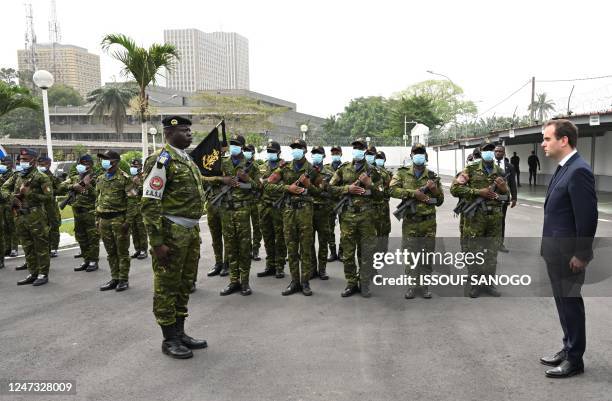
156, 150, 171, 167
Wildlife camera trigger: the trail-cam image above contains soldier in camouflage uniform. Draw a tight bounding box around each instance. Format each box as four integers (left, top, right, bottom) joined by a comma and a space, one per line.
329, 138, 384, 298
142, 116, 207, 360
256, 141, 286, 278
204, 163, 228, 278
451, 142, 509, 298
1, 148, 52, 286
1, 157, 18, 257
326, 145, 343, 262
266, 138, 322, 296
374, 151, 392, 253
37, 156, 62, 257
96, 150, 136, 292
243, 144, 262, 261
0, 157, 13, 269
389, 144, 444, 299
128, 159, 148, 260
309, 146, 333, 280
206, 134, 260, 296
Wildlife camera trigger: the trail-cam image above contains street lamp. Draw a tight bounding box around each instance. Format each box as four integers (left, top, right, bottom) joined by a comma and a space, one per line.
426, 70, 455, 85
149, 127, 158, 150
300, 124, 308, 141
33, 70, 54, 159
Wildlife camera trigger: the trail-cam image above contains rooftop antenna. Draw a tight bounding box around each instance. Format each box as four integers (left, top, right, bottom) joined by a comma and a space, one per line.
24, 2, 37, 74
48, 0, 62, 80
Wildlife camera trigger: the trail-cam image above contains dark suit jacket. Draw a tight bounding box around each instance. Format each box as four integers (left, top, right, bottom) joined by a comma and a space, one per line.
541, 152, 597, 262
501, 157, 517, 201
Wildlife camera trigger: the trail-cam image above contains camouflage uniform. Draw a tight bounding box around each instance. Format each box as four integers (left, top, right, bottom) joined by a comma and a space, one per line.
1, 168, 52, 276
204, 184, 225, 266
310, 163, 334, 277
374, 165, 392, 252
257, 159, 287, 275
0, 169, 18, 255
128, 173, 148, 254
42, 169, 62, 251
326, 159, 343, 256
95, 169, 136, 281
0, 168, 13, 259
329, 159, 383, 293
389, 166, 444, 286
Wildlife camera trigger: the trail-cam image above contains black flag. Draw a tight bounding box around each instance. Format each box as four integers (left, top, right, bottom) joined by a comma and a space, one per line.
190, 120, 227, 176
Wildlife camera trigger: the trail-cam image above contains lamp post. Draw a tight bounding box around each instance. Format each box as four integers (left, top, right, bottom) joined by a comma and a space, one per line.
149, 127, 158, 151
33, 70, 54, 159
300, 124, 308, 141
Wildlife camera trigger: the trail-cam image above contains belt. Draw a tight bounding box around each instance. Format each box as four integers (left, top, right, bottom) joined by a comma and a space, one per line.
164, 214, 199, 228
73, 206, 94, 213
285, 200, 310, 210
345, 204, 372, 213
222, 200, 249, 210
405, 214, 436, 222
97, 211, 126, 219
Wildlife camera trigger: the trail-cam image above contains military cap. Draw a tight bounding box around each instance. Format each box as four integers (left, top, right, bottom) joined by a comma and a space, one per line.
97, 150, 121, 160
375, 151, 386, 160
78, 154, 93, 163
230, 134, 245, 147
311, 146, 325, 155
351, 138, 367, 148
411, 143, 427, 154
365, 145, 377, 155
162, 115, 191, 128
37, 156, 52, 163
289, 138, 307, 149
266, 140, 281, 152
19, 148, 38, 157
330, 145, 342, 153
244, 144, 255, 152
481, 142, 496, 151
472, 147, 482, 156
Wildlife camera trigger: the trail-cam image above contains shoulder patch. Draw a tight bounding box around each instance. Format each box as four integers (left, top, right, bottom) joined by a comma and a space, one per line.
157, 150, 171, 167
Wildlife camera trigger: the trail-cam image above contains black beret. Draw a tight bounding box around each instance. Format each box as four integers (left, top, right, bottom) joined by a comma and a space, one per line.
162, 116, 192, 128
266, 141, 281, 152
19, 148, 38, 157
311, 146, 325, 155
97, 150, 121, 160
351, 138, 367, 148
411, 143, 427, 154
230, 134, 245, 147
78, 154, 93, 163
37, 156, 52, 163
289, 138, 307, 149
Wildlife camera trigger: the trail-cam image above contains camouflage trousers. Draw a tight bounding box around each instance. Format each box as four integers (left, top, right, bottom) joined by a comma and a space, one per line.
310, 203, 332, 273
48, 201, 61, 250
16, 208, 50, 275
4, 207, 18, 253
463, 209, 503, 278
328, 212, 337, 249
73, 207, 100, 262
283, 204, 313, 284
339, 208, 376, 287
401, 216, 436, 282
259, 201, 286, 271
206, 202, 224, 264
221, 206, 252, 285
129, 212, 148, 252
249, 201, 261, 251
0, 207, 4, 261
152, 218, 200, 326
375, 201, 391, 253
99, 214, 130, 281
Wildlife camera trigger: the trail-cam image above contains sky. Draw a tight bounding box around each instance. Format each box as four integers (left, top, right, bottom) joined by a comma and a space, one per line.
2, 0, 612, 119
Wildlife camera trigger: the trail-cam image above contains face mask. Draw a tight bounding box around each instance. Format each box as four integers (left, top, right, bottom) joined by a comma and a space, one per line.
16, 165, 24, 172
291, 148, 305, 161
101, 159, 112, 170
331, 155, 341, 163
76, 164, 87, 174
130, 167, 139, 176
37, 166, 48, 173
0, 165, 7, 174
352, 149, 365, 161
229, 145, 242, 156
243, 151, 253, 160
482, 151, 495, 162
412, 154, 426, 166
375, 159, 385, 167
312, 153, 324, 164
365, 155, 376, 165
267, 152, 278, 162
20, 161, 31, 169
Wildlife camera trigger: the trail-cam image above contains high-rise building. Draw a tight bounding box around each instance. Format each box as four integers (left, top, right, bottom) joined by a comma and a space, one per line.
17, 43, 101, 97
164, 29, 249, 92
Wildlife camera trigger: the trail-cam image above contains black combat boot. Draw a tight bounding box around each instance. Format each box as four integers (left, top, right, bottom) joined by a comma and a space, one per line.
341, 285, 359, 298
319, 267, 329, 280
219, 262, 229, 277
327, 245, 338, 262
241, 283, 252, 296
161, 324, 193, 359
257, 267, 276, 277
175, 317, 208, 349
207, 262, 223, 277
282, 280, 302, 296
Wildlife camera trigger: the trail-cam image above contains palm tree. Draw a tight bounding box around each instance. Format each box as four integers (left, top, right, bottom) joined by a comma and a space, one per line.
528, 93, 556, 123
101, 34, 179, 158
0, 81, 39, 118
87, 84, 138, 134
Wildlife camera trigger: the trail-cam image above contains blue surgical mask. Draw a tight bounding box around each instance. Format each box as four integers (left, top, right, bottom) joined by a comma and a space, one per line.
352, 149, 365, 161
229, 145, 242, 156
267, 152, 278, 162
291, 148, 305, 161
76, 164, 87, 174
101, 159, 112, 170
482, 151, 495, 162
20, 161, 31, 170
243, 151, 253, 160
375, 159, 385, 167
365, 155, 376, 165
331, 155, 341, 163
37, 166, 48, 173
312, 153, 324, 164
130, 167, 139, 176
16, 165, 24, 172
0, 165, 7, 174
412, 154, 426, 166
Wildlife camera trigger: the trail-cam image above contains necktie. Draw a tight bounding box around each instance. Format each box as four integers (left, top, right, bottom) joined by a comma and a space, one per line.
497, 160, 501, 167
548, 165, 563, 190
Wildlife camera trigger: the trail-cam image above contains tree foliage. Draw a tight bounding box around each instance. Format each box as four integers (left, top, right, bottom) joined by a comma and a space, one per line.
528, 92, 556, 122
0, 81, 40, 118
87, 84, 138, 134
48, 84, 84, 107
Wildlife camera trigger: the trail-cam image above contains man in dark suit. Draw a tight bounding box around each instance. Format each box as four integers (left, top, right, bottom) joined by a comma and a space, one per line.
510, 152, 521, 187
494, 145, 517, 253
528, 150, 541, 185
540, 119, 598, 378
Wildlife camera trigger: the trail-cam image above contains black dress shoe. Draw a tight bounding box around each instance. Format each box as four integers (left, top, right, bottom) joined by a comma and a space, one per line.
17, 274, 37, 285
257, 267, 275, 277
207, 263, 223, 277
241, 284, 252, 296
219, 262, 229, 277
85, 262, 99, 272
252, 249, 261, 261
136, 251, 147, 260
319, 269, 329, 280
50, 250, 58, 258
302, 282, 312, 296
131, 251, 139, 259
540, 350, 567, 366
545, 360, 584, 378
175, 318, 207, 349
341, 285, 359, 298
275, 270, 285, 279
74, 252, 82, 258
405, 287, 416, 299
282, 281, 302, 296
74, 261, 89, 271
9, 250, 18, 257
100, 279, 119, 291
15, 263, 28, 271
220, 282, 241, 296
115, 280, 129, 292
33, 275, 48, 286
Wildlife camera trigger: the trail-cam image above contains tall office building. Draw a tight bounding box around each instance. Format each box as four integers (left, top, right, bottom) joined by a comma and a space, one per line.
164, 29, 249, 92
17, 43, 101, 97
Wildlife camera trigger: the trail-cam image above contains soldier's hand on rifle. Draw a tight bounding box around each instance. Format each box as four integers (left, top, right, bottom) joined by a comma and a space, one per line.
83, 174, 92, 186
299, 174, 311, 188
358, 173, 372, 188
236, 171, 249, 183
478, 187, 498, 200
426, 179, 438, 194
153, 244, 171, 266
221, 176, 239, 187
348, 183, 366, 195
73, 183, 85, 193
494, 176, 508, 193
413, 189, 430, 203
288, 183, 305, 195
